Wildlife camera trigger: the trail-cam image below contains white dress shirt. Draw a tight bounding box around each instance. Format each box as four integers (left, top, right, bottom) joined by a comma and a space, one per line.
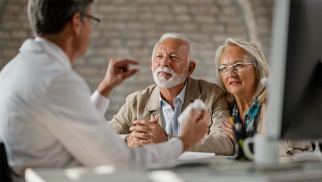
159, 83, 187, 135
0, 37, 183, 177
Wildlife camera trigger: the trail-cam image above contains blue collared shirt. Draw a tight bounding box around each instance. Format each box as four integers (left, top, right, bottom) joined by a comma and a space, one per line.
231, 98, 260, 130
159, 82, 187, 135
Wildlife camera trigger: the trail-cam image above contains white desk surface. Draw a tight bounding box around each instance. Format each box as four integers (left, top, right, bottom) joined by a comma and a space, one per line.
25, 156, 322, 182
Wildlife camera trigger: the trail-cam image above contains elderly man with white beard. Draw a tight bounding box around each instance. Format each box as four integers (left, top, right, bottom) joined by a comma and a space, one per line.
110, 33, 234, 155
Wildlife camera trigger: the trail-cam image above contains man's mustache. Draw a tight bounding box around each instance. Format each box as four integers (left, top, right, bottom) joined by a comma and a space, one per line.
155, 67, 176, 75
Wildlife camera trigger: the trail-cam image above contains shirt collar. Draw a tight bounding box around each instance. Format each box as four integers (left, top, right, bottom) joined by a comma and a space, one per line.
34, 37, 72, 70
246, 98, 260, 120
231, 103, 242, 124
230, 97, 260, 129
159, 82, 187, 107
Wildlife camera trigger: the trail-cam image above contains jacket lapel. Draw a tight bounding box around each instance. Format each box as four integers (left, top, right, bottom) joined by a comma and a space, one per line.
181, 77, 202, 112
144, 77, 203, 129
145, 86, 163, 128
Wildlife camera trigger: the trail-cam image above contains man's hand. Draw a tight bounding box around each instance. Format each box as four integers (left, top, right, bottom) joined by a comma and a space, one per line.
179, 109, 210, 152
127, 116, 168, 148
97, 58, 140, 98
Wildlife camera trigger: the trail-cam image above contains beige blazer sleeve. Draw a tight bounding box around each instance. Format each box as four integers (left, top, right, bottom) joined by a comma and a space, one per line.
188, 94, 234, 155
110, 94, 134, 140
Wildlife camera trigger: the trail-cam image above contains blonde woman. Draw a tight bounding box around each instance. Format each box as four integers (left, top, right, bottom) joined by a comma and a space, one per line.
215, 38, 311, 156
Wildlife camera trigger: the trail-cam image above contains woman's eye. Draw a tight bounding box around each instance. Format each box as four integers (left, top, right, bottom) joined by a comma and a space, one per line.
235, 63, 243, 68
221, 67, 228, 71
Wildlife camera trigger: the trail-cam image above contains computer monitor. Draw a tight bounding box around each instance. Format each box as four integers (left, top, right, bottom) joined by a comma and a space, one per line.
267, 0, 321, 141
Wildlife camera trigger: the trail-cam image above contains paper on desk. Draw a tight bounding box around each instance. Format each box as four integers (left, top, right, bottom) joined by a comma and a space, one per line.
178, 152, 215, 160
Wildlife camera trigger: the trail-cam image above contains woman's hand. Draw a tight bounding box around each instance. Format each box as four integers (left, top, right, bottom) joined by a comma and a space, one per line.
222, 121, 235, 142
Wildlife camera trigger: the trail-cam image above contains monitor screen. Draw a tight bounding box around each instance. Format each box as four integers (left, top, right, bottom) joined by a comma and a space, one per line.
267, 0, 321, 141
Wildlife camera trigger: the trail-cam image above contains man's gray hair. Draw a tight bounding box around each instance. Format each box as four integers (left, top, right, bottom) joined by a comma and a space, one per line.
152, 32, 193, 63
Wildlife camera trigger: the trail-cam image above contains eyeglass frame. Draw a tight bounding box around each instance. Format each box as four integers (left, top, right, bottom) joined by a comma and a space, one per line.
218, 62, 253, 76
286, 148, 313, 156
84, 14, 100, 26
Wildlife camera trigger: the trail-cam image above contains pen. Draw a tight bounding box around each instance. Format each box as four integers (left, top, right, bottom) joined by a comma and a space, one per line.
228, 116, 235, 127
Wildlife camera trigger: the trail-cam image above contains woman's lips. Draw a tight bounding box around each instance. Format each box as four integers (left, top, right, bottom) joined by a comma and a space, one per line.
229, 81, 240, 85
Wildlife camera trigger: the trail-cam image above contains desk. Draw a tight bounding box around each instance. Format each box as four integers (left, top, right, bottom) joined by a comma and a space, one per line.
25, 157, 322, 182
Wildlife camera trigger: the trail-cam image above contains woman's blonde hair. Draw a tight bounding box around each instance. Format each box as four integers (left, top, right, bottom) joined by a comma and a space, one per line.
214, 38, 270, 104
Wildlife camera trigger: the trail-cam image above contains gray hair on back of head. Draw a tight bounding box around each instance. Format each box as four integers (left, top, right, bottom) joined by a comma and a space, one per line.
151, 32, 193, 63
214, 38, 270, 104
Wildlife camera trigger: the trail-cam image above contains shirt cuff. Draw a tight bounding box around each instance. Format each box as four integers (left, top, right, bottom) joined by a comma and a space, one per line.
90, 90, 110, 115
169, 137, 184, 154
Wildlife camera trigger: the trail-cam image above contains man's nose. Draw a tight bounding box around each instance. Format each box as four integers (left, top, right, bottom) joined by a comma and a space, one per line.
159, 56, 171, 67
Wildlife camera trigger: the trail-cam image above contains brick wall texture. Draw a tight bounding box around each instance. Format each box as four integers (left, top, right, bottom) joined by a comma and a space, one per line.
0, 0, 274, 120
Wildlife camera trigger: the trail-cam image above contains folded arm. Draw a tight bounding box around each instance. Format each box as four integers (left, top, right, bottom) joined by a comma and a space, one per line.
188, 95, 234, 155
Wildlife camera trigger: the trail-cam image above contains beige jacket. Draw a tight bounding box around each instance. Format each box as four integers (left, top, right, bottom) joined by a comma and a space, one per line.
257, 104, 312, 156
110, 77, 234, 155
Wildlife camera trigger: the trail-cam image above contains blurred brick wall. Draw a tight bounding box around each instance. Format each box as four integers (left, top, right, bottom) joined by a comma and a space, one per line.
0, 0, 274, 120
250, 0, 274, 60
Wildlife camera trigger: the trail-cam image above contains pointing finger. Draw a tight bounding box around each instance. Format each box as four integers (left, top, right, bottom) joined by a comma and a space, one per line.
114, 59, 140, 67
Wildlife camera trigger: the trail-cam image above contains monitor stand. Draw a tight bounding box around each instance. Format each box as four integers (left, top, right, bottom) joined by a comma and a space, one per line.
291, 141, 322, 162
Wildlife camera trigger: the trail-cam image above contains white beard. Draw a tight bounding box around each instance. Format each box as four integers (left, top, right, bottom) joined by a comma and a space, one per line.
153, 64, 189, 89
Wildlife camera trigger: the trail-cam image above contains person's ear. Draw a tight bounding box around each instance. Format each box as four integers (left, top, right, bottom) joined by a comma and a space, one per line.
150, 60, 153, 70
256, 71, 260, 80
187, 61, 196, 76
70, 13, 82, 35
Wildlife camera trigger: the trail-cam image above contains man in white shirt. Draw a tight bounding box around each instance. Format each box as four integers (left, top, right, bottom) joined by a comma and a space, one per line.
0, 0, 209, 179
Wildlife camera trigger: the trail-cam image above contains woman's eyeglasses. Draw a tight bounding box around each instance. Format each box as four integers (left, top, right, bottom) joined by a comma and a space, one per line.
286, 148, 313, 156
218, 62, 253, 76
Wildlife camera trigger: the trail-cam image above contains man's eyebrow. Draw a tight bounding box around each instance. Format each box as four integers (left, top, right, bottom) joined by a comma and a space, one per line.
155, 51, 163, 55
167, 51, 181, 56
